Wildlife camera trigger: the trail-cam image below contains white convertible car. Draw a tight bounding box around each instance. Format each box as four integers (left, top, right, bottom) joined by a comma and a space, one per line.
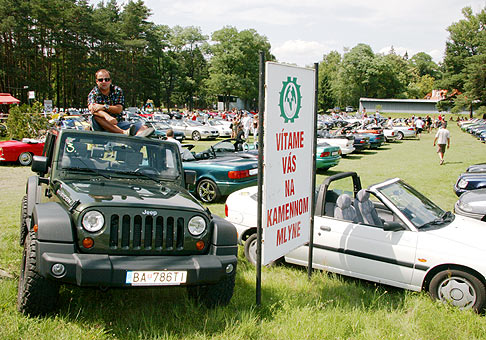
225, 172, 486, 312
316, 130, 355, 155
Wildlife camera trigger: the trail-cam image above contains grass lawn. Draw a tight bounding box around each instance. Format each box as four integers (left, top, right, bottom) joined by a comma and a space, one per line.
1, 122, 486, 340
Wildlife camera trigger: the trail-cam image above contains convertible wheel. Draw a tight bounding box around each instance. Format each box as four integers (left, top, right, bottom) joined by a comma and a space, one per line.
244, 234, 279, 267
197, 179, 220, 203
192, 131, 201, 141
18, 152, 33, 166
244, 234, 258, 265
396, 131, 404, 140
429, 269, 486, 312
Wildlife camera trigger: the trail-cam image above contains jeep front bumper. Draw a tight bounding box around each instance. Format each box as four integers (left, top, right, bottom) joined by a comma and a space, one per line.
36, 241, 237, 287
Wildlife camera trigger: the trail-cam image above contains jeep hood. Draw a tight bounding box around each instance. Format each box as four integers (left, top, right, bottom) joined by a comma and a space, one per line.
56, 180, 203, 211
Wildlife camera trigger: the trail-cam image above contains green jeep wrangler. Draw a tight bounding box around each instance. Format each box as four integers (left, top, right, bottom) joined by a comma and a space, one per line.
17, 129, 238, 316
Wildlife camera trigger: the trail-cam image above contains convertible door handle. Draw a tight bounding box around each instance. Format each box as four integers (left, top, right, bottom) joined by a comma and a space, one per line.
320, 226, 331, 232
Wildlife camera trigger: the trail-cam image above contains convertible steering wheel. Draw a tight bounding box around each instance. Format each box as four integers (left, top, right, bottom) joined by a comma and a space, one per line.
209, 146, 217, 158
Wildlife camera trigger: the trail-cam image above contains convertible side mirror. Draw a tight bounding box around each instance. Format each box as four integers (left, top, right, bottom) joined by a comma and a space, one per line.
383, 221, 404, 232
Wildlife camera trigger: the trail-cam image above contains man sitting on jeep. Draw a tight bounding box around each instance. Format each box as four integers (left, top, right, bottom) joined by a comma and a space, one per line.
88, 68, 153, 137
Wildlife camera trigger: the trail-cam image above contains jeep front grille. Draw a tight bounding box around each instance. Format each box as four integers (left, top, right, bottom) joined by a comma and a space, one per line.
108, 214, 185, 251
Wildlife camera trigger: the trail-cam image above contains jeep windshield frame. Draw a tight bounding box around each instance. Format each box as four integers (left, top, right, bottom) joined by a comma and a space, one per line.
53, 130, 183, 184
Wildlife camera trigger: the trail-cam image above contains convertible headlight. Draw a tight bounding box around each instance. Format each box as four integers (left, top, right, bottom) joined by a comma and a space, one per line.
82, 210, 105, 232
188, 216, 206, 236
458, 201, 473, 212
458, 179, 469, 189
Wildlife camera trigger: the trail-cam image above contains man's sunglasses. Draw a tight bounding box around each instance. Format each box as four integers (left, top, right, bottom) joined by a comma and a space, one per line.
97, 78, 111, 82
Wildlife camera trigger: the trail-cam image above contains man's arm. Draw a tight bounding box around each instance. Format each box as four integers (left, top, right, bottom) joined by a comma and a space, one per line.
433, 136, 438, 146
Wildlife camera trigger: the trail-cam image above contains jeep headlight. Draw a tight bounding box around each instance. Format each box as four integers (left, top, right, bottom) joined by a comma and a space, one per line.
458, 179, 469, 189
82, 210, 105, 232
188, 216, 206, 236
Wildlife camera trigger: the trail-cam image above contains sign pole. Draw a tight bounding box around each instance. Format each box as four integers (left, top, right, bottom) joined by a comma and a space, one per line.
307, 62, 319, 279
256, 51, 265, 306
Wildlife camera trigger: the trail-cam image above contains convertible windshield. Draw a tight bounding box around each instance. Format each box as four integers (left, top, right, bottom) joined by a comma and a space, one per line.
186, 120, 203, 127
57, 133, 181, 181
377, 180, 447, 229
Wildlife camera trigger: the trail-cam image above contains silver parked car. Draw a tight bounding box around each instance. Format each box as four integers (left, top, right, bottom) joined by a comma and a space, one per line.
170, 119, 219, 141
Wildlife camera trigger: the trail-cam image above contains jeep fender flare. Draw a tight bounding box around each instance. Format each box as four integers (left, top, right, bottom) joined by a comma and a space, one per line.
32, 202, 74, 242
210, 215, 237, 246
26, 176, 42, 223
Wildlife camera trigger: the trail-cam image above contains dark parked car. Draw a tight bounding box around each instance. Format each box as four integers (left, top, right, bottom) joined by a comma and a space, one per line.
454, 165, 486, 196
17, 129, 238, 316
145, 120, 185, 142
197, 139, 258, 159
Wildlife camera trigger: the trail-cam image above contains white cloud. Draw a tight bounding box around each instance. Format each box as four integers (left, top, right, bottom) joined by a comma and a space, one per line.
272, 40, 332, 67
90, 0, 484, 64
379, 46, 444, 63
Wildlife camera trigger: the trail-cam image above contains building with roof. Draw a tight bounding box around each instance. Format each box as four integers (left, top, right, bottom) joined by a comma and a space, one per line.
359, 96, 468, 115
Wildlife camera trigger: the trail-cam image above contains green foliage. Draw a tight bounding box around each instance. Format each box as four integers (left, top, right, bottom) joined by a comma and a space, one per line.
440, 6, 486, 113
207, 26, 275, 110
5, 102, 50, 139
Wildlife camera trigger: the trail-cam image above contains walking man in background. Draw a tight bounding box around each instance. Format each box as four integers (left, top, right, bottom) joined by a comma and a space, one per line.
414, 116, 424, 139
433, 122, 450, 165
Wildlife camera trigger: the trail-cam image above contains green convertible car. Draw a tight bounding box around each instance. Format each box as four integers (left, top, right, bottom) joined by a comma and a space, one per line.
316, 142, 341, 170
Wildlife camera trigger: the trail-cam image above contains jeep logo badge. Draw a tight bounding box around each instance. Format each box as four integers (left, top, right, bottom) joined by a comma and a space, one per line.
142, 210, 157, 216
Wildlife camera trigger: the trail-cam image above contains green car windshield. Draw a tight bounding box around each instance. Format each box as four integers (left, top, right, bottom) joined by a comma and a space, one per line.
57, 133, 181, 181
377, 180, 448, 229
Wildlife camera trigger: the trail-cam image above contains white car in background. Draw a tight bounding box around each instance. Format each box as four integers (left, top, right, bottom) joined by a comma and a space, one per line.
316, 130, 355, 155
383, 128, 398, 142
390, 125, 417, 140
208, 119, 232, 137
225, 172, 486, 312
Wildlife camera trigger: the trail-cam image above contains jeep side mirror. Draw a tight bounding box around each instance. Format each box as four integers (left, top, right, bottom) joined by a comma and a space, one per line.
32, 155, 48, 175
383, 221, 404, 232
184, 170, 197, 187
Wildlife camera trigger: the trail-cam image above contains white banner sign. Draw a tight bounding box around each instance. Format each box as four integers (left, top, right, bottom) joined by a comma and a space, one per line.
263, 62, 315, 265
28, 91, 35, 99
44, 100, 53, 112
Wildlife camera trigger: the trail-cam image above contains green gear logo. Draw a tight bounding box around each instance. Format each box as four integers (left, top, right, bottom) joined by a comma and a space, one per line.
278, 77, 302, 123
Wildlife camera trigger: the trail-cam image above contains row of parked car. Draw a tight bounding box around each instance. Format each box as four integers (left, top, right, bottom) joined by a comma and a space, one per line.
452, 119, 486, 223
458, 118, 486, 143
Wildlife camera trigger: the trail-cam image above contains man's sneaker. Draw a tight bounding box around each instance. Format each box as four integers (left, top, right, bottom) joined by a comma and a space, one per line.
123, 125, 137, 136
136, 127, 155, 138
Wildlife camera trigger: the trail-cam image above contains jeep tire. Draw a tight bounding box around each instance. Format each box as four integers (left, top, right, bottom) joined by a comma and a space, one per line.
187, 271, 236, 308
20, 195, 28, 246
17, 230, 59, 316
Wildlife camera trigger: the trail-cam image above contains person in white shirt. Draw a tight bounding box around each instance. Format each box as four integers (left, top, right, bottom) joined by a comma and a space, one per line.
241, 113, 252, 140
433, 122, 450, 165
414, 117, 425, 139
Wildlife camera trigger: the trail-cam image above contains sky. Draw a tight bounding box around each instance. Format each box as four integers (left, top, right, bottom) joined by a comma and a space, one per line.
95, 0, 485, 66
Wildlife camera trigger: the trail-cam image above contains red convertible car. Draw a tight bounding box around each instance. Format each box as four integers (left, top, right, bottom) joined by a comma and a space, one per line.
0, 138, 45, 165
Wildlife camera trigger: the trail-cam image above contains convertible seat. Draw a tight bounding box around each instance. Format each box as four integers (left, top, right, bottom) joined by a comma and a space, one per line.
334, 194, 360, 223
324, 190, 339, 217
355, 189, 383, 226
